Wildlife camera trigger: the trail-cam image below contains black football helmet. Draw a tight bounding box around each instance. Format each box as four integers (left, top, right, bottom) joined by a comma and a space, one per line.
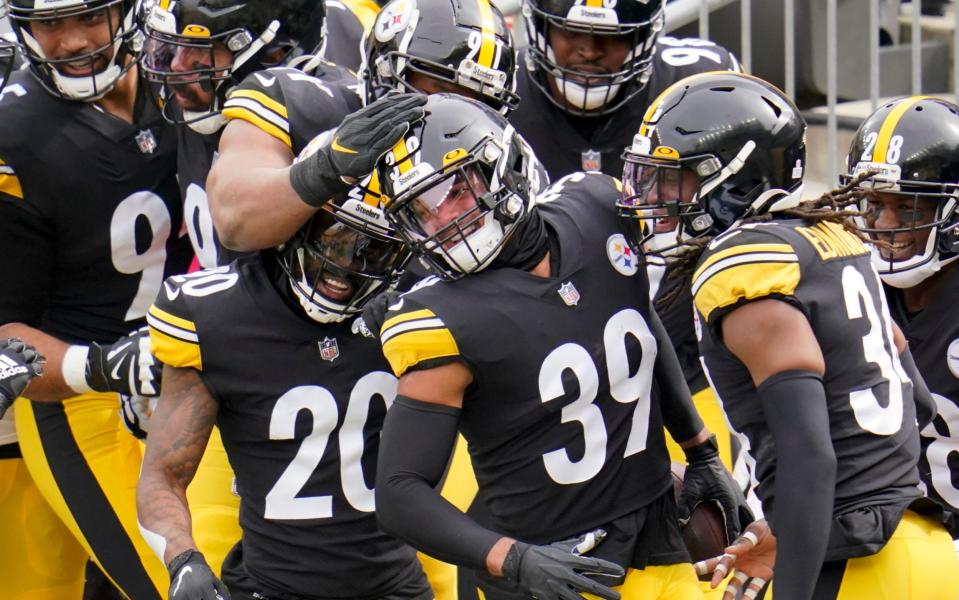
359, 0, 518, 113
376, 93, 544, 279
140, 0, 324, 132
522, 0, 664, 116
277, 191, 411, 323
6, 0, 140, 100
842, 96, 959, 288
617, 71, 806, 256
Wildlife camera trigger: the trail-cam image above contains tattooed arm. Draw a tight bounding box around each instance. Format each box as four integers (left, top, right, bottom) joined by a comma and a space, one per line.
136, 364, 218, 564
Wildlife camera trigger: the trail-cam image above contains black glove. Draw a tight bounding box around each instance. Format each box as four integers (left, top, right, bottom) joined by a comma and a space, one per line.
85, 327, 161, 397
359, 289, 401, 339
678, 434, 753, 544
501, 530, 624, 600
0, 338, 44, 419
167, 549, 230, 600
289, 93, 427, 206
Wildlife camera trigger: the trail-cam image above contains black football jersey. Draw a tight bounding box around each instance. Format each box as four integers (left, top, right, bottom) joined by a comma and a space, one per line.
222, 63, 361, 156
693, 220, 922, 557
886, 268, 959, 530
378, 172, 673, 551
323, 0, 377, 72
510, 37, 739, 181
147, 255, 426, 599
0, 70, 192, 344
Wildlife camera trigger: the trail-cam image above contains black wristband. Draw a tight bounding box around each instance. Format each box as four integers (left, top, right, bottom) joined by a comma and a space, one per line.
166, 549, 202, 575
683, 433, 720, 462
288, 148, 349, 208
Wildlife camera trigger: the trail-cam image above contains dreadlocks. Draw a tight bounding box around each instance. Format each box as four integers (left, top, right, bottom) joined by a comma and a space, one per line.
653, 171, 879, 307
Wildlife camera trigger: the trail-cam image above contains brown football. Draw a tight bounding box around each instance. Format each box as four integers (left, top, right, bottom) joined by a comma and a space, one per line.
671, 462, 728, 580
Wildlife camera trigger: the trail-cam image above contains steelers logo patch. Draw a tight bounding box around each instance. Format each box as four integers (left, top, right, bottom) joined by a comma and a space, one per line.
606, 233, 639, 276
374, 0, 415, 42
947, 339, 959, 379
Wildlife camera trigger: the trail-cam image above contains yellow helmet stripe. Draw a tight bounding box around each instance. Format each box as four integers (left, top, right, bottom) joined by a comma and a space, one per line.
873, 96, 931, 164
364, 172, 382, 205
391, 138, 413, 175
585, 0, 603, 7
476, 0, 497, 69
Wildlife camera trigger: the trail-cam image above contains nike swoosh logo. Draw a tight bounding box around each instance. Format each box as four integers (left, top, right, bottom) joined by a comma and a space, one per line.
331, 137, 358, 155
388, 298, 404, 311
107, 341, 132, 362
172, 565, 192, 596
110, 361, 125, 382
253, 72, 276, 87
164, 280, 180, 300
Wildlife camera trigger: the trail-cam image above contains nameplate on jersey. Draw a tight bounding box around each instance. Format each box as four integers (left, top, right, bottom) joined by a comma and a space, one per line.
794, 222, 868, 261
581, 150, 602, 172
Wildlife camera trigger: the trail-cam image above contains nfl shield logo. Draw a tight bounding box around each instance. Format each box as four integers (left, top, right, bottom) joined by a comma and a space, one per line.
581, 149, 601, 172
557, 281, 581, 306
319, 337, 340, 362
135, 129, 157, 154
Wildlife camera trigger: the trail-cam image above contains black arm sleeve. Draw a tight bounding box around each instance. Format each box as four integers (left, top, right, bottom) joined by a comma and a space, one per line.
650, 306, 704, 443
900, 345, 936, 430
376, 395, 503, 571
757, 370, 836, 600
0, 199, 52, 325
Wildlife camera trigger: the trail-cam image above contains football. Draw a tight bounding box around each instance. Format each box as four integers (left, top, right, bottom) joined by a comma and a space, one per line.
671, 462, 729, 580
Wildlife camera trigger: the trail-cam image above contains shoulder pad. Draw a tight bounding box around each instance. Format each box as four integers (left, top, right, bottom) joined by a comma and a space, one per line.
223, 67, 297, 147
378, 286, 461, 377
655, 36, 741, 75
146, 266, 239, 370
692, 224, 800, 324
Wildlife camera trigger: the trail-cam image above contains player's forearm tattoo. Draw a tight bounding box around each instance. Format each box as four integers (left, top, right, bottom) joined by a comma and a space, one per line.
137, 365, 218, 563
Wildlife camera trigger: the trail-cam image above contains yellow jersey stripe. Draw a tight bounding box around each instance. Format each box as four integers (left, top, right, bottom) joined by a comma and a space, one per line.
694, 260, 801, 322
382, 309, 437, 334
222, 106, 293, 148
149, 328, 203, 371
147, 312, 199, 346
226, 89, 289, 119
476, 0, 497, 68
148, 304, 197, 332
874, 96, 930, 164
382, 328, 460, 377
692, 243, 795, 283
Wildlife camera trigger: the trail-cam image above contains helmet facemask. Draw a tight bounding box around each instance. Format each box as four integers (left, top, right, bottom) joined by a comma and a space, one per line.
140, 2, 280, 133
8, 0, 139, 101
848, 171, 959, 288
522, 0, 663, 116
278, 207, 411, 324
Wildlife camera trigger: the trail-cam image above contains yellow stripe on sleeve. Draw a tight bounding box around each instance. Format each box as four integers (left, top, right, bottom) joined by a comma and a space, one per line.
382, 328, 460, 377
381, 309, 438, 334
149, 327, 203, 371
148, 305, 196, 333
693, 260, 801, 323
226, 89, 289, 119
222, 107, 292, 148
0, 174, 22, 199
692, 243, 796, 283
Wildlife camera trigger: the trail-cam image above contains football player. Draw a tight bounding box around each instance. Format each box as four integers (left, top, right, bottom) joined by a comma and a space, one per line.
843, 96, 959, 550
138, 151, 430, 599
139, 0, 353, 269
0, 0, 196, 597
510, 0, 739, 181
359, 93, 747, 599
207, 0, 519, 253
621, 71, 959, 598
